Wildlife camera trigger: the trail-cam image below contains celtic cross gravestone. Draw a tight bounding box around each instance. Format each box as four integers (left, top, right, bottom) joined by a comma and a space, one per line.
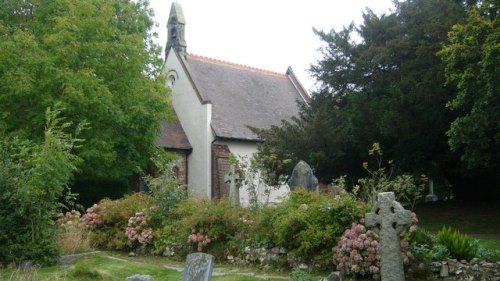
365, 192, 411, 281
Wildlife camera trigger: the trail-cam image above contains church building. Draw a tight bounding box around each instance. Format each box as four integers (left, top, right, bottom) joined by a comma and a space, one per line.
158, 3, 309, 204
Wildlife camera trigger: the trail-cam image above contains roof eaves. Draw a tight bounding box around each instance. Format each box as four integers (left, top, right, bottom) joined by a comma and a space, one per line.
286, 66, 310, 103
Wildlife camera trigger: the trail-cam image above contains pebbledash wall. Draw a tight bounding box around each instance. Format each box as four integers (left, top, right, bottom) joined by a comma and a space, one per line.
165, 52, 213, 199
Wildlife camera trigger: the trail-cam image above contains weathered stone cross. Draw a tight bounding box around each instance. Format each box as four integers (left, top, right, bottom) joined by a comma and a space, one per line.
224, 165, 240, 206
365, 192, 411, 281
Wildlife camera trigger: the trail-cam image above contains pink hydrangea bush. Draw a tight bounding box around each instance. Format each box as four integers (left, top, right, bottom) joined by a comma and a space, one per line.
125, 211, 154, 247
187, 232, 211, 252
82, 203, 105, 228
333, 222, 413, 279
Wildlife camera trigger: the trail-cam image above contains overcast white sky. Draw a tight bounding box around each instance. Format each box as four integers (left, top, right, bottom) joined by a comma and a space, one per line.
148, 0, 395, 92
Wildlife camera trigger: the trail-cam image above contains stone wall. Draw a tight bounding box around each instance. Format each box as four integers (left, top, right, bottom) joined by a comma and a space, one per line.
426, 258, 500, 281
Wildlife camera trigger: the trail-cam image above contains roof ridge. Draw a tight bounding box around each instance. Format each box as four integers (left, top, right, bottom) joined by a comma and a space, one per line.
187, 53, 287, 78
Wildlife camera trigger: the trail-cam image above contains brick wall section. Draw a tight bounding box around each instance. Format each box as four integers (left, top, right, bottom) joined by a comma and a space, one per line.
212, 144, 230, 199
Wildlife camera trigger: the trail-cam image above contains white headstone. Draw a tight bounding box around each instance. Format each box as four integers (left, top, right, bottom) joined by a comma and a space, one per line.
425, 180, 438, 202
365, 192, 411, 281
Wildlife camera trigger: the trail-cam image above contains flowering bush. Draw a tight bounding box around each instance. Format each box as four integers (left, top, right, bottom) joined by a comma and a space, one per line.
81, 203, 105, 228
81, 193, 154, 250
187, 232, 211, 252
125, 212, 153, 247
333, 223, 412, 279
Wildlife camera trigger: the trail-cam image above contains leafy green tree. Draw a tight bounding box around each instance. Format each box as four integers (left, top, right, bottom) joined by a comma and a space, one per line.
439, 3, 499, 169
0, 0, 171, 180
255, 0, 467, 186
0, 107, 81, 265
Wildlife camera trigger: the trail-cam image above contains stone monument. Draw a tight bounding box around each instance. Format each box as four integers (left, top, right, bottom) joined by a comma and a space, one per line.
365, 192, 411, 281
183, 252, 214, 281
424, 180, 438, 202
224, 165, 240, 206
287, 160, 318, 192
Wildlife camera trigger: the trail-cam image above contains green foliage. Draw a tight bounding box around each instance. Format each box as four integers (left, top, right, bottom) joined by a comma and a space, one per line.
0, 107, 81, 265
0, 0, 171, 181
85, 193, 154, 250
407, 228, 450, 262
69, 263, 103, 280
437, 226, 478, 260
253, 188, 367, 267
438, 4, 500, 170
356, 143, 426, 209
254, 0, 468, 188
290, 269, 315, 281
173, 198, 248, 256
146, 149, 187, 217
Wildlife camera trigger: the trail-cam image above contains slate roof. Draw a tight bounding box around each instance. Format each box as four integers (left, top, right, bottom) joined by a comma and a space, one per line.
183, 54, 308, 141
157, 117, 192, 151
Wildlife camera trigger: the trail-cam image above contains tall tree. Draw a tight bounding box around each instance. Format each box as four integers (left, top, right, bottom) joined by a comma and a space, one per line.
439, 2, 499, 169
255, 0, 467, 186
0, 0, 170, 180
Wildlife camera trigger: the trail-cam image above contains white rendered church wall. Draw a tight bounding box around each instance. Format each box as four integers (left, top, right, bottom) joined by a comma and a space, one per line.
165, 53, 212, 198
217, 140, 290, 207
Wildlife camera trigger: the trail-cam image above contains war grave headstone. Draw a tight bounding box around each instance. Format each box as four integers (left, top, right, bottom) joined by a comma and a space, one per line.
365, 192, 411, 281
425, 180, 438, 202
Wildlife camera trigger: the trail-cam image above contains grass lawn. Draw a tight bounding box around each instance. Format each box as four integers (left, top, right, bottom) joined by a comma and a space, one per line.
2, 251, 294, 281
414, 199, 500, 250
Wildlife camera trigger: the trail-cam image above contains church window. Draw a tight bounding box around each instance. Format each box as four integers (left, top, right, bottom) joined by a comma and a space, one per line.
166, 70, 178, 88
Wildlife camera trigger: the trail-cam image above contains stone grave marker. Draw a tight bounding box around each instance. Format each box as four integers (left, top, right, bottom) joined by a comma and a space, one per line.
424, 180, 438, 202
287, 160, 318, 192
224, 165, 240, 206
365, 192, 411, 281
183, 252, 214, 281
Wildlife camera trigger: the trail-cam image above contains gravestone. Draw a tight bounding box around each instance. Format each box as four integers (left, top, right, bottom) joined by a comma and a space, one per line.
183, 252, 214, 281
365, 192, 411, 281
424, 180, 438, 202
287, 160, 318, 192
224, 165, 240, 206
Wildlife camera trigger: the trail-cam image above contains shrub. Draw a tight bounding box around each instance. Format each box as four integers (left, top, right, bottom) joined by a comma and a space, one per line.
253, 188, 367, 268
82, 193, 154, 250
0, 107, 81, 266
125, 211, 154, 248
407, 227, 450, 263
57, 211, 92, 255
161, 198, 249, 258
333, 223, 412, 279
290, 269, 315, 281
437, 226, 478, 260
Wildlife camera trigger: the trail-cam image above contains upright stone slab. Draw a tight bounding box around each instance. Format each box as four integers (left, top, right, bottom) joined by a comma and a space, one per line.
365, 192, 411, 281
287, 160, 318, 192
224, 165, 240, 206
424, 180, 438, 202
183, 252, 214, 281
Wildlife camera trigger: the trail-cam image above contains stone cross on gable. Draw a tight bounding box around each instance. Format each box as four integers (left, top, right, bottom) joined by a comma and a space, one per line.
224, 165, 240, 206
365, 192, 411, 281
